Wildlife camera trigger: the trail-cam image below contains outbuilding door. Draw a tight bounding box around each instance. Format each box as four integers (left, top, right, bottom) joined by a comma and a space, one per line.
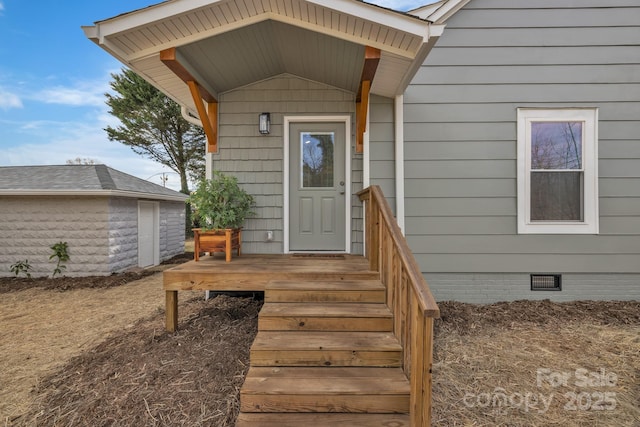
288, 120, 347, 252
138, 201, 159, 267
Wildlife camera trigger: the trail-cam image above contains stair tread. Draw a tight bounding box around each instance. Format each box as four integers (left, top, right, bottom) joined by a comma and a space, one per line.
251, 331, 401, 351
260, 303, 392, 317
266, 280, 385, 290
236, 413, 410, 426
242, 367, 409, 395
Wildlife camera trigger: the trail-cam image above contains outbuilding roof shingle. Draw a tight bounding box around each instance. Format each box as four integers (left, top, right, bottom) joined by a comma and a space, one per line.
0, 165, 187, 201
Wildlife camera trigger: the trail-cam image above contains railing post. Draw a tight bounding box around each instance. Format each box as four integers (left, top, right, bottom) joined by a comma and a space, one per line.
369, 191, 380, 272
422, 317, 434, 425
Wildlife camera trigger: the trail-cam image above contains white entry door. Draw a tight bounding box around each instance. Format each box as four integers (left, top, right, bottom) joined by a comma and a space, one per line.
289, 121, 347, 251
138, 201, 159, 267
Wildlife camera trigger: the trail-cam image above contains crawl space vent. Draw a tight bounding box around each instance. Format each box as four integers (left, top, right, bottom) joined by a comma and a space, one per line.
531, 274, 562, 291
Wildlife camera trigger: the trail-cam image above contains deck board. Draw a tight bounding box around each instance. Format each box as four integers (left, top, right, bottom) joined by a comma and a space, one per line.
236, 413, 410, 426
163, 254, 376, 291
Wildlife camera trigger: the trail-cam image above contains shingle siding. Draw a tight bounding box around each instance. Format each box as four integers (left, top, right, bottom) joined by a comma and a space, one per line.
214, 74, 362, 254
404, 0, 640, 301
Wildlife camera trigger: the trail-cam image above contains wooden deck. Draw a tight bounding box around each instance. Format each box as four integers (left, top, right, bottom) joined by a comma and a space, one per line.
163, 254, 377, 332
164, 254, 376, 292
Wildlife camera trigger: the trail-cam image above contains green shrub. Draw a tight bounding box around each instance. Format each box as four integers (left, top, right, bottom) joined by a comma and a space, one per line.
50, 241, 70, 278
188, 171, 256, 230
10, 260, 32, 278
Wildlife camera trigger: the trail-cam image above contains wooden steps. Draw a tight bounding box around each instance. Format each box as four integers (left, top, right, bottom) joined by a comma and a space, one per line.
236, 413, 410, 427
238, 279, 410, 426
258, 302, 393, 331
240, 367, 410, 413
250, 331, 402, 367
265, 280, 386, 303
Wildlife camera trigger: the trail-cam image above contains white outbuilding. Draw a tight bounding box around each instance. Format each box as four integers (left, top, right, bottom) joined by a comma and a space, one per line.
0, 165, 187, 277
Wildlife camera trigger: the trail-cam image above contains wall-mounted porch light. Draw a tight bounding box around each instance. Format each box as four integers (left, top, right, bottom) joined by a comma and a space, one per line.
259, 112, 270, 134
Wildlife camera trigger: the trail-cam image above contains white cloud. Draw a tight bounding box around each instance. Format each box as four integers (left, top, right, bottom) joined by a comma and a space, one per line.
0, 2, 4, 12
39, 85, 106, 107
0, 88, 22, 109
35, 72, 116, 107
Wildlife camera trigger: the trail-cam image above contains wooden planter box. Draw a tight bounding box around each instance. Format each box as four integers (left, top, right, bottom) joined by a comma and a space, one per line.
193, 228, 242, 262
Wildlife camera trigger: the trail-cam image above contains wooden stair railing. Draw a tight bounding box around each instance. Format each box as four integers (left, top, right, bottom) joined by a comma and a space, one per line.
358, 185, 440, 427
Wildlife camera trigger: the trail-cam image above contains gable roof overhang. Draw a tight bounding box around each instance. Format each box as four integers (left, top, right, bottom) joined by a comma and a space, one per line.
83, 0, 445, 151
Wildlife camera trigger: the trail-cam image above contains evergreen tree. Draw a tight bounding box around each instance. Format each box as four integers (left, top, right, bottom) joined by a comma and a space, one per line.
105, 68, 205, 194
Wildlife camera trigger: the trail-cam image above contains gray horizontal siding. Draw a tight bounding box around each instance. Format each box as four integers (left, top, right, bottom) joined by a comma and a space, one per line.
406, 84, 640, 103
418, 254, 640, 274
409, 235, 640, 254
405, 140, 515, 160
405, 102, 640, 122
449, 7, 639, 28
463, 0, 640, 8
406, 197, 515, 217
413, 65, 640, 85
369, 95, 396, 214
404, 0, 640, 296
406, 178, 515, 198
406, 160, 514, 178
433, 27, 640, 48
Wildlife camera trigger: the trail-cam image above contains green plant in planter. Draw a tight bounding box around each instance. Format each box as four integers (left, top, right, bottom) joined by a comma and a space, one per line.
188, 171, 256, 230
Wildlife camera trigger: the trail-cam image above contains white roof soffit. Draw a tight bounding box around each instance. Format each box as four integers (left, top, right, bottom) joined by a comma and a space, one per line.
83, 0, 442, 100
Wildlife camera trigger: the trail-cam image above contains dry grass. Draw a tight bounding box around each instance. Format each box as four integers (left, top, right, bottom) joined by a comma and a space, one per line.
433, 300, 640, 426
0, 271, 181, 421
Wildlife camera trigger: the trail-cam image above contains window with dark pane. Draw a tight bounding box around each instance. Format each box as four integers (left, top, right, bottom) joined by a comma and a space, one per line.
530, 121, 584, 222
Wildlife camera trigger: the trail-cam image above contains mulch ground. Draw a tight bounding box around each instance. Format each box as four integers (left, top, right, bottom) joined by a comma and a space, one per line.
17, 294, 262, 427
2, 259, 638, 426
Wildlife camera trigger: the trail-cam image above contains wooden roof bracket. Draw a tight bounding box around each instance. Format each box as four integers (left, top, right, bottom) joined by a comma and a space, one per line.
356, 46, 381, 153
160, 47, 219, 153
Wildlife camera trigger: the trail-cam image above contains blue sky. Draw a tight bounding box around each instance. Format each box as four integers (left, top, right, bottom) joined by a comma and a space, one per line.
0, 0, 429, 191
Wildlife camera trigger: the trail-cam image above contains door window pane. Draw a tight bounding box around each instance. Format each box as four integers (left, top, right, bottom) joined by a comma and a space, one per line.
301, 132, 334, 188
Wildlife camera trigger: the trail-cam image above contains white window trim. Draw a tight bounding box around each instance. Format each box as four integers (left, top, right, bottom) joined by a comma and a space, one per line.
517, 108, 599, 234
